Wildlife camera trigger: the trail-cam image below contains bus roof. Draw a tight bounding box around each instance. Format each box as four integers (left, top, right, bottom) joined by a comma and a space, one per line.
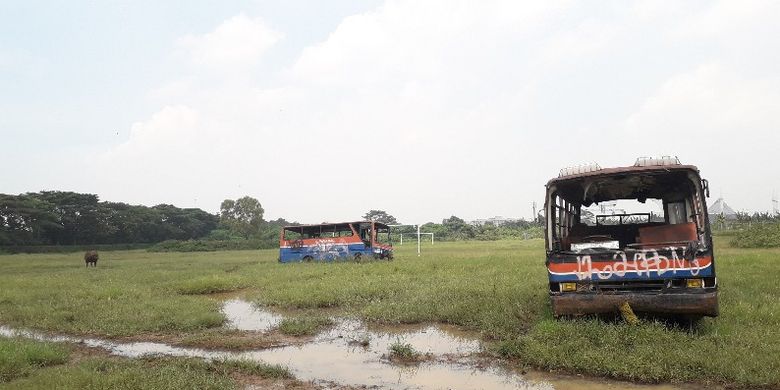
282, 221, 390, 230
547, 164, 701, 187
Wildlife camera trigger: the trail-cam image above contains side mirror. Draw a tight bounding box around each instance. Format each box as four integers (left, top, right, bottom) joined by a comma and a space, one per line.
702, 179, 710, 198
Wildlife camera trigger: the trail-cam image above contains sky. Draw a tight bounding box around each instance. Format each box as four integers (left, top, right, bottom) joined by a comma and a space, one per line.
1, 0, 778, 224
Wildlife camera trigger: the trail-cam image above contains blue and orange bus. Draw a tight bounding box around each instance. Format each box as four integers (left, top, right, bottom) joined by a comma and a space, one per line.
545, 157, 718, 317
279, 221, 393, 263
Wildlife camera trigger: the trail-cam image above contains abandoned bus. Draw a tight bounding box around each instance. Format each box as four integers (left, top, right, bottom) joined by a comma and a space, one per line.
545, 157, 718, 317
279, 221, 393, 263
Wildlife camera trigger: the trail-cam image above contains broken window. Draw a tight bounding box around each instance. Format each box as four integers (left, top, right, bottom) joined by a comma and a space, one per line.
546, 170, 707, 252
666, 201, 687, 225
283, 224, 354, 240
582, 199, 665, 226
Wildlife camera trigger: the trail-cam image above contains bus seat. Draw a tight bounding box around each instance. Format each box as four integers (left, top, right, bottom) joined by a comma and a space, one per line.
638, 222, 697, 245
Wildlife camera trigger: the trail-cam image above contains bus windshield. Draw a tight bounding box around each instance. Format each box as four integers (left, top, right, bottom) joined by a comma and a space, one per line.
547, 169, 708, 253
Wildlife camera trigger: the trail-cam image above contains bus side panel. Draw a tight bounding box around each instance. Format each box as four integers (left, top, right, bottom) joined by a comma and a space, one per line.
547, 255, 713, 282
280, 237, 366, 262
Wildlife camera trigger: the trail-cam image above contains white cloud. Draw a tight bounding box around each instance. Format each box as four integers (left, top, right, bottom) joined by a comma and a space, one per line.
91, 1, 780, 221
624, 62, 780, 209
673, 0, 780, 39
178, 14, 282, 69
626, 63, 780, 135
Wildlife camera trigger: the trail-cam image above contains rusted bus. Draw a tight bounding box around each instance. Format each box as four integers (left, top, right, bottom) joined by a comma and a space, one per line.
544, 157, 718, 317
279, 221, 393, 263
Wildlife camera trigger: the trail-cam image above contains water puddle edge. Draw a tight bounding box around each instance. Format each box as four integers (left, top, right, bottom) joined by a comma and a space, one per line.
0, 299, 691, 390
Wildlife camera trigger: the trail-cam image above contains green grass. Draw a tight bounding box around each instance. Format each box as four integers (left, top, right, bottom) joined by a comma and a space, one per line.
1, 240, 779, 387
0, 358, 233, 389
212, 358, 292, 379
0, 338, 292, 389
0, 357, 254, 390
278, 316, 333, 336
172, 275, 247, 295
0, 338, 69, 382
388, 341, 420, 362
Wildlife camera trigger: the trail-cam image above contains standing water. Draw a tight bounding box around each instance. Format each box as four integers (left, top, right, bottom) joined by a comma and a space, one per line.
0, 300, 692, 390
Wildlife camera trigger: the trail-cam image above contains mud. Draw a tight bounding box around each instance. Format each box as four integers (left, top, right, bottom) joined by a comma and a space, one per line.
0, 300, 695, 390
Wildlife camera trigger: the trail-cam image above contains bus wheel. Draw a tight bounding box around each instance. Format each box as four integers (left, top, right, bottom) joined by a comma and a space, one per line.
353, 253, 362, 261
303, 256, 313, 263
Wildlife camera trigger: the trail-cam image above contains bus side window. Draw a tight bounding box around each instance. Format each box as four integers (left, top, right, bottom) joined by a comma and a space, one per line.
666, 202, 686, 224
360, 227, 371, 245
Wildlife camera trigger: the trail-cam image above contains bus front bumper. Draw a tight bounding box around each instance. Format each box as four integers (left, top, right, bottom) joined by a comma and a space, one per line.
551, 290, 718, 317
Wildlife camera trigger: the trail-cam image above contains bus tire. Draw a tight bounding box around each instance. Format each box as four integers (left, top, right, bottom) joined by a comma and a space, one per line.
303, 256, 313, 263
353, 253, 362, 261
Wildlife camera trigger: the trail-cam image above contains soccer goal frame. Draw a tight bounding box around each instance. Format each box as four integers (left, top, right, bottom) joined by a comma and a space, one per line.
388, 224, 433, 257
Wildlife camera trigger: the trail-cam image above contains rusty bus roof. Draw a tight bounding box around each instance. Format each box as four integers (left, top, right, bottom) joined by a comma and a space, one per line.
547, 164, 701, 187
282, 221, 390, 230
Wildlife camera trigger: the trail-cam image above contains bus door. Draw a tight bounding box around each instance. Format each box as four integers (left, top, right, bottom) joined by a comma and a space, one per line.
288, 227, 304, 254
358, 223, 373, 248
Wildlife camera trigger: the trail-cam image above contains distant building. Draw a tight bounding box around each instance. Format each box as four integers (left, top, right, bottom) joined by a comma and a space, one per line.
709, 198, 738, 220
469, 216, 521, 226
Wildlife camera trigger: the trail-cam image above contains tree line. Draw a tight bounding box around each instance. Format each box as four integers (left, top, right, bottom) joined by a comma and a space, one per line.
1, 191, 541, 251
0, 191, 217, 246
412, 216, 541, 241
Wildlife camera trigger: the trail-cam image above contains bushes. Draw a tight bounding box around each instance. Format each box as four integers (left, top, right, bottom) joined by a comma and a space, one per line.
0, 244, 151, 254
147, 239, 276, 253
730, 223, 780, 248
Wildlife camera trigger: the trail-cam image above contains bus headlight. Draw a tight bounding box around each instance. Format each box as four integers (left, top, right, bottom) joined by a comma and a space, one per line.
560, 282, 577, 292
686, 278, 704, 288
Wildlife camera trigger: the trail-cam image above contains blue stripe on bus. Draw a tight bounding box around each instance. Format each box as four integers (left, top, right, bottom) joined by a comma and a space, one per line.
279, 243, 371, 263
548, 266, 714, 282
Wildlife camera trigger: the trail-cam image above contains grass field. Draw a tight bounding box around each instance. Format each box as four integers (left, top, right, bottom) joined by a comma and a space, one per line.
1, 239, 779, 388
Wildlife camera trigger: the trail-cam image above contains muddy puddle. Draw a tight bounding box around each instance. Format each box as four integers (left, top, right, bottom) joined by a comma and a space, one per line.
0, 300, 692, 390
222, 299, 283, 332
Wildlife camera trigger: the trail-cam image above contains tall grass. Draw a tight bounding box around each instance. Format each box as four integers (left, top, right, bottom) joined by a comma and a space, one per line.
0, 338, 69, 383
0, 344, 292, 389
1, 240, 779, 387
278, 317, 333, 336
0, 358, 235, 390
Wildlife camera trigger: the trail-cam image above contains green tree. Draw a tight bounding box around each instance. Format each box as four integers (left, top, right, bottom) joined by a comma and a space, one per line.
220, 196, 265, 238
362, 210, 398, 224
0, 194, 61, 245
442, 216, 475, 240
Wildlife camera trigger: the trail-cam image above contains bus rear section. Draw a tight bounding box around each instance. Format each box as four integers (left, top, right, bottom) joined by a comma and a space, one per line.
545, 157, 718, 317
279, 221, 393, 263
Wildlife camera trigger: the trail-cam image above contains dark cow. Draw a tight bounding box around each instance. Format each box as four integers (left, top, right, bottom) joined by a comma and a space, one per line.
84, 250, 99, 267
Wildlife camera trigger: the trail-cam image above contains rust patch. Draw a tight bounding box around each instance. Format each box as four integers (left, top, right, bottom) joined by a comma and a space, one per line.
552, 291, 719, 317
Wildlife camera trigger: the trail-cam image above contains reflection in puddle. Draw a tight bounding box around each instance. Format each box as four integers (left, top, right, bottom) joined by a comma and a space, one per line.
314, 318, 482, 356
0, 300, 689, 390
221, 299, 282, 332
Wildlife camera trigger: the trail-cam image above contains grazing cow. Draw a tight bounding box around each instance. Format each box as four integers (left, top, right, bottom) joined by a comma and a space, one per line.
84, 250, 99, 267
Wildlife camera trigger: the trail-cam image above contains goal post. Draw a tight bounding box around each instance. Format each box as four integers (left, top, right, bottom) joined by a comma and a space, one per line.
388, 224, 433, 256
399, 233, 433, 245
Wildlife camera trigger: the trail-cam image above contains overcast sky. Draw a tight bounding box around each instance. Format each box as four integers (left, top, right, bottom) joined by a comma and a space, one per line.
2, 0, 778, 224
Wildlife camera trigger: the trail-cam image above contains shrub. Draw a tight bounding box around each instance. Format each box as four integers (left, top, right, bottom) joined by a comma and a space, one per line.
387, 341, 419, 362
730, 223, 780, 248
0, 244, 151, 254
147, 239, 276, 253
